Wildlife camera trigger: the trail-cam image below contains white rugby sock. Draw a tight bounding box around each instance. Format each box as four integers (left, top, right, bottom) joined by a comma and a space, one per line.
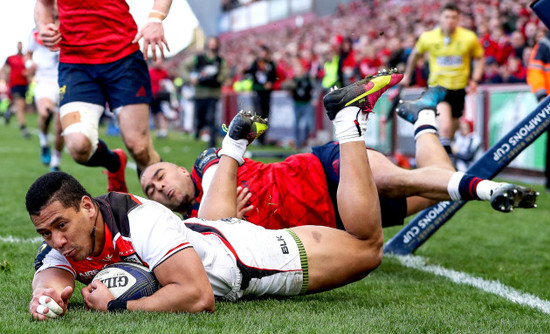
447, 172, 502, 201
218, 136, 247, 165
39, 131, 48, 147
332, 106, 366, 144
413, 109, 438, 140
51, 149, 62, 168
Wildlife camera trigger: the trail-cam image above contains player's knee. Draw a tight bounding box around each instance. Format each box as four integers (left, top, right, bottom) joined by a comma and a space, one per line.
360, 233, 384, 269
125, 137, 152, 165
65, 135, 93, 163
375, 174, 402, 197
60, 102, 102, 153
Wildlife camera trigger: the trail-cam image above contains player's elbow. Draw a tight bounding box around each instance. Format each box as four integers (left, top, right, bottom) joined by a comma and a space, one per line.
193, 293, 215, 313
180, 287, 216, 314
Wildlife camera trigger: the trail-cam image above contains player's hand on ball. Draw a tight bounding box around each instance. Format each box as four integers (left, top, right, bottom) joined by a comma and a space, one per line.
30, 287, 71, 320
81, 280, 115, 312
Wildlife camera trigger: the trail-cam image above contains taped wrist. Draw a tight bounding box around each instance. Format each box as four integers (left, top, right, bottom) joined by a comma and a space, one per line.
107, 300, 127, 313
218, 136, 247, 165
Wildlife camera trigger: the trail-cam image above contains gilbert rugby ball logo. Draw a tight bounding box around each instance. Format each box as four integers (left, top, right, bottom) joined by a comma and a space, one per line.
92, 267, 136, 299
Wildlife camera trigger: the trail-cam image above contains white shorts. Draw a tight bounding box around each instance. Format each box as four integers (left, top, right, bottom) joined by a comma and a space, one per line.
184, 218, 309, 301
34, 79, 59, 105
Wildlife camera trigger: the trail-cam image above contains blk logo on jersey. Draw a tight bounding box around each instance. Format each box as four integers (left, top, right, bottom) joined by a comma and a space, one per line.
277, 235, 289, 254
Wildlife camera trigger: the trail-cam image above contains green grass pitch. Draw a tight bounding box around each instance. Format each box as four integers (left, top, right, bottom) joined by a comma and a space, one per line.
1, 113, 549, 332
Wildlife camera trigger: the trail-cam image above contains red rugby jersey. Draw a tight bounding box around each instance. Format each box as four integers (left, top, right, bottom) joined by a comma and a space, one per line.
5, 54, 28, 87
190, 149, 337, 230
57, 0, 139, 64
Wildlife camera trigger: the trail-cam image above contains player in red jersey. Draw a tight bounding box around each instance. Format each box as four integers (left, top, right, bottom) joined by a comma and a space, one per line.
34, 0, 173, 192
1, 41, 30, 138
141, 77, 538, 229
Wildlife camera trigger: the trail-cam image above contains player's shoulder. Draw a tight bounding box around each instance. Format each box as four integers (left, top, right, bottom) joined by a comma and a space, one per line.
456, 27, 479, 41
34, 241, 53, 270
193, 147, 220, 179
420, 27, 441, 39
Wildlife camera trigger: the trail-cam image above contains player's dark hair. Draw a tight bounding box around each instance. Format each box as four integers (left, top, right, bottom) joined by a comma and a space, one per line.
441, 2, 460, 14
25, 172, 92, 216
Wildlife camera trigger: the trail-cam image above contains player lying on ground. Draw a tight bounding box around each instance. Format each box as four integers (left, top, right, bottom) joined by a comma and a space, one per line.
140, 76, 538, 230
27, 98, 385, 318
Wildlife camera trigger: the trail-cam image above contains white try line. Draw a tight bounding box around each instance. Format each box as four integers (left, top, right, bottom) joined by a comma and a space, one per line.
3, 235, 548, 315
0, 236, 43, 243
390, 254, 550, 315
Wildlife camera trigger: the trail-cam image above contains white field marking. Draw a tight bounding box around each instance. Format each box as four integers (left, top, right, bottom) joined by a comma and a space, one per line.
390, 254, 550, 315
0, 236, 43, 243
127, 161, 137, 171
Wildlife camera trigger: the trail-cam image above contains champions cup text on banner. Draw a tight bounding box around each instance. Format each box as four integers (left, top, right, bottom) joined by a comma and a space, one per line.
384, 95, 550, 255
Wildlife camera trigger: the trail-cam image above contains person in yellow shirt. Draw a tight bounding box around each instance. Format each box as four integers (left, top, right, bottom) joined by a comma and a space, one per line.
402, 2, 485, 155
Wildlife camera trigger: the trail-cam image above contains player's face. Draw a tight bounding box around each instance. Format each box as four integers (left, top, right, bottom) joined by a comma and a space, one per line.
32, 199, 95, 262
141, 162, 195, 212
440, 9, 459, 34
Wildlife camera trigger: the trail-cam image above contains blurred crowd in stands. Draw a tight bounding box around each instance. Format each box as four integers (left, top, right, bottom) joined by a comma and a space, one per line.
219, 0, 545, 89
2, 0, 547, 145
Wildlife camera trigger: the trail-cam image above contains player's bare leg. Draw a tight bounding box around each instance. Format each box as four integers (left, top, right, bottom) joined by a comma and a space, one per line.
37, 98, 55, 166
371, 86, 454, 200
199, 110, 268, 220
291, 71, 402, 292
14, 96, 29, 138
50, 111, 64, 171
396, 86, 539, 213
436, 101, 456, 154
118, 103, 161, 173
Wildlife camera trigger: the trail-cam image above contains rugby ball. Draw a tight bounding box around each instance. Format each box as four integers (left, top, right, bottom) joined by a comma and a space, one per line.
92, 262, 160, 301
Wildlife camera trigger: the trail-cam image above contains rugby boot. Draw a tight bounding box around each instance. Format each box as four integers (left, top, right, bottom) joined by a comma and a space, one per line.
490, 184, 539, 213
323, 68, 403, 120
107, 148, 128, 193
40, 146, 51, 165
223, 110, 269, 145
396, 85, 447, 124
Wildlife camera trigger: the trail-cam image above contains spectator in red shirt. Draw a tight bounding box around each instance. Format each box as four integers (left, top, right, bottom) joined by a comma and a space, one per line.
1, 41, 30, 138
357, 47, 382, 78
35, 0, 173, 193
502, 56, 526, 83
492, 25, 514, 65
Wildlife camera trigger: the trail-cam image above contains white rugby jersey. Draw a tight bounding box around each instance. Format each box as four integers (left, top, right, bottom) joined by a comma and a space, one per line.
27, 29, 59, 82
35, 193, 304, 300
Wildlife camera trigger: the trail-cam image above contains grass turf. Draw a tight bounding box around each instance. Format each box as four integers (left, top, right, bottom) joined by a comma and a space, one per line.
1, 112, 549, 332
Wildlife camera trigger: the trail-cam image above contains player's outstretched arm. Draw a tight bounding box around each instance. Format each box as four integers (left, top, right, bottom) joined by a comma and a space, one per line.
30, 268, 75, 320
82, 249, 214, 313
198, 110, 267, 220
199, 155, 239, 220
133, 0, 173, 61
